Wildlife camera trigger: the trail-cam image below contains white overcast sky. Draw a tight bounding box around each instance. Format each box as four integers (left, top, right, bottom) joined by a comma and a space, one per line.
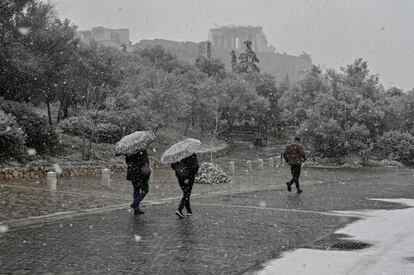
49, 0, 414, 91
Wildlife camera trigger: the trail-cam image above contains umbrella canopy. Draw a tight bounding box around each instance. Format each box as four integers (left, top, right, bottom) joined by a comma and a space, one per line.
161, 138, 201, 164
115, 131, 156, 156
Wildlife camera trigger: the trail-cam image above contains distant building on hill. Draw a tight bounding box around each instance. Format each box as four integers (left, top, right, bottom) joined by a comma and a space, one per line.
77, 26, 132, 52
78, 25, 312, 83
208, 25, 275, 53
134, 25, 312, 84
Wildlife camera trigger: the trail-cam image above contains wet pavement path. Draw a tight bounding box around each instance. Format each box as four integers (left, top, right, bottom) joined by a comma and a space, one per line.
1, 165, 410, 223
1, 168, 413, 274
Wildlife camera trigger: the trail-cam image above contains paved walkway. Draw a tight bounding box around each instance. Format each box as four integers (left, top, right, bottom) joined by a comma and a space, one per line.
1, 165, 408, 224
0, 166, 413, 274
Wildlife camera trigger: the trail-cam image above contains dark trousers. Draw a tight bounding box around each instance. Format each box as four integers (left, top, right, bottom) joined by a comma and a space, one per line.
289, 164, 302, 189
131, 179, 149, 208
177, 175, 195, 212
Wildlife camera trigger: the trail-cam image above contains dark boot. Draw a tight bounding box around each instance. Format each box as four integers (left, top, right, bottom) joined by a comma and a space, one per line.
134, 207, 145, 215
286, 182, 292, 192
175, 210, 184, 219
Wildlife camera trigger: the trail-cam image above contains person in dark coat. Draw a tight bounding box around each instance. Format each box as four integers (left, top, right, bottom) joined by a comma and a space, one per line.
126, 150, 151, 214
171, 153, 199, 218
283, 137, 306, 193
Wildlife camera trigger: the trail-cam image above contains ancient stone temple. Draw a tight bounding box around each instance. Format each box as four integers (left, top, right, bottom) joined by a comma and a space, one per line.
208, 26, 275, 53
205, 26, 312, 83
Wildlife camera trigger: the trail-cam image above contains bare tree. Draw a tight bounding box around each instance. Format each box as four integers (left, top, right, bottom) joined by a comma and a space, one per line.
209, 103, 223, 163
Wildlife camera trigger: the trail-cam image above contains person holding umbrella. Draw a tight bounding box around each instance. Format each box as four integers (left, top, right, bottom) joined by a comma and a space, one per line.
171, 153, 199, 218
115, 131, 155, 215
161, 138, 200, 218
126, 151, 151, 214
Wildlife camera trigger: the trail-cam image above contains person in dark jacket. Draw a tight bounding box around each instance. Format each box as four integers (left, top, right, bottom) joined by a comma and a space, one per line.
171, 153, 199, 218
283, 137, 306, 194
126, 150, 151, 214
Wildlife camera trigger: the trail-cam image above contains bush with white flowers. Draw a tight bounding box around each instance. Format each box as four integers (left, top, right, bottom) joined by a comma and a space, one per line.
195, 162, 230, 184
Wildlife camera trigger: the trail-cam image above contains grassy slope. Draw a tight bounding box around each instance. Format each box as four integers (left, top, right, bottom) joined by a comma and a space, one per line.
0, 124, 228, 169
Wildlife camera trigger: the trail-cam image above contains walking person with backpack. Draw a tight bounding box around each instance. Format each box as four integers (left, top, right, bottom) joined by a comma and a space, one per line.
283, 137, 306, 194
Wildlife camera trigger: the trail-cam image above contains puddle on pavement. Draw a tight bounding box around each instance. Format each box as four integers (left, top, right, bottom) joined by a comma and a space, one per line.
306, 233, 372, 251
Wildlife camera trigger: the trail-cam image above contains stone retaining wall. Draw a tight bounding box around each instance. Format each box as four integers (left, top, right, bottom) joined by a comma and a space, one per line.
0, 164, 127, 181
0, 145, 230, 181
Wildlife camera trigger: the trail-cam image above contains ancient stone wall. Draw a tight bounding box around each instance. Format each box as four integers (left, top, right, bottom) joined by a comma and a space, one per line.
77, 27, 132, 51
134, 26, 312, 83
0, 164, 127, 181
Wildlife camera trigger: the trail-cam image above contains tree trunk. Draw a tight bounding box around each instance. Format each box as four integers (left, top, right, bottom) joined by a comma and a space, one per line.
199, 120, 205, 135
57, 97, 71, 122
56, 103, 62, 123
184, 117, 191, 136
46, 101, 53, 126
57, 101, 63, 122
63, 104, 69, 119
153, 125, 160, 135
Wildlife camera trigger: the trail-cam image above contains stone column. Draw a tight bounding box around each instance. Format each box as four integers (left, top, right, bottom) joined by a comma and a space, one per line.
47, 171, 57, 191
229, 162, 235, 175
258, 159, 264, 170
149, 167, 155, 184
101, 168, 111, 186
226, 36, 232, 49
235, 36, 240, 49
246, 160, 252, 172
269, 157, 274, 168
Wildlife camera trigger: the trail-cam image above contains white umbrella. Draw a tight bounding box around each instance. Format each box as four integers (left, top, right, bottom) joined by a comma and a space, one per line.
115, 131, 155, 156
161, 138, 201, 164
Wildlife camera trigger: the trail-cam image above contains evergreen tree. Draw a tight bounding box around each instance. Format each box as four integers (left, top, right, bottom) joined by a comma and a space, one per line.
230, 41, 260, 73
230, 50, 237, 72
236, 41, 260, 73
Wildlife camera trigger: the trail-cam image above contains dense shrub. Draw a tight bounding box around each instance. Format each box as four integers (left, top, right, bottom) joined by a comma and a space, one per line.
0, 110, 26, 161
58, 116, 94, 137
375, 131, 414, 165
344, 123, 372, 163
97, 108, 146, 135
1, 101, 59, 155
95, 123, 122, 144
21, 115, 59, 154
299, 117, 346, 159
59, 116, 122, 144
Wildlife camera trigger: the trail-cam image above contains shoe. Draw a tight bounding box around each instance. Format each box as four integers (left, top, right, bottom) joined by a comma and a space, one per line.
134, 207, 145, 215
186, 209, 193, 216
286, 182, 292, 192
175, 210, 184, 219
297, 189, 303, 194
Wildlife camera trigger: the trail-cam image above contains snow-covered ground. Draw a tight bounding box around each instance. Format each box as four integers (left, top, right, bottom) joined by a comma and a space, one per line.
258, 198, 414, 275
